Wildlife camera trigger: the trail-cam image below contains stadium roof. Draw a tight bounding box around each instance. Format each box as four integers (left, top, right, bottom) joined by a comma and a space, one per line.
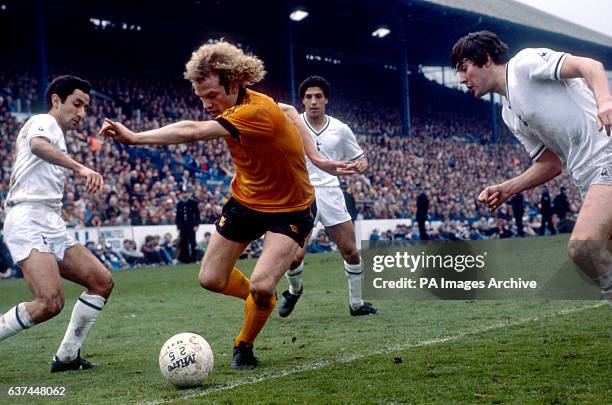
2, 0, 611, 74
421, 0, 612, 48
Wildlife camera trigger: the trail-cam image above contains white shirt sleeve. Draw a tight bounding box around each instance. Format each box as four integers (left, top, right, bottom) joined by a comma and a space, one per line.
515, 48, 569, 81
502, 107, 547, 161
25, 115, 61, 146
341, 124, 364, 161
513, 126, 547, 161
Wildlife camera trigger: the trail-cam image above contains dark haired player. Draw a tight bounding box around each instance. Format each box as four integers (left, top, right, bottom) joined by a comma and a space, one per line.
0, 75, 114, 371
278, 76, 377, 317
451, 31, 612, 305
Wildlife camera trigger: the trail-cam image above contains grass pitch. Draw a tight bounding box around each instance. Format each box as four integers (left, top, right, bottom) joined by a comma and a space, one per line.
0, 235, 610, 404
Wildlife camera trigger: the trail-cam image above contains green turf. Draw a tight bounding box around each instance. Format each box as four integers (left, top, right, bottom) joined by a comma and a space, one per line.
0, 235, 610, 404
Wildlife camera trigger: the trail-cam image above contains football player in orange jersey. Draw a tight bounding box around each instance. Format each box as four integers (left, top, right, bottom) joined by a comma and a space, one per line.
100, 41, 353, 370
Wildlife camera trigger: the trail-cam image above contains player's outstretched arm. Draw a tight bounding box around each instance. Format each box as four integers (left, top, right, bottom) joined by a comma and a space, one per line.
560, 55, 612, 135
278, 103, 354, 176
478, 150, 562, 211
30, 137, 103, 194
99, 118, 229, 145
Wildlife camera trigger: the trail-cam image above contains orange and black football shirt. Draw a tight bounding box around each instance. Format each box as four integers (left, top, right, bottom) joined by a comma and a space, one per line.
216, 88, 314, 213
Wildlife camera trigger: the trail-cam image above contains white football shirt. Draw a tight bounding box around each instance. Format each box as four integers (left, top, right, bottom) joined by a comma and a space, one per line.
302, 113, 364, 187
5, 114, 67, 210
502, 48, 611, 193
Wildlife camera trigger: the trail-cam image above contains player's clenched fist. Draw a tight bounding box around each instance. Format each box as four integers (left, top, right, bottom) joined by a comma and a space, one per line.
478, 184, 511, 212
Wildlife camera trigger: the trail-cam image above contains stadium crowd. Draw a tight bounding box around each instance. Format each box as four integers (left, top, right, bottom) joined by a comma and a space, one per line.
0, 70, 581, 276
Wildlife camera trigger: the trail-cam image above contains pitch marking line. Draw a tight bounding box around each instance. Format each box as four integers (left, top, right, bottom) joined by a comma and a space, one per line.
143, 302, 605, 405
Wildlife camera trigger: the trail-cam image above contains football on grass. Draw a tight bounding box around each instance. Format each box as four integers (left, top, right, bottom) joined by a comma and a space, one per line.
159, 332, 214, 387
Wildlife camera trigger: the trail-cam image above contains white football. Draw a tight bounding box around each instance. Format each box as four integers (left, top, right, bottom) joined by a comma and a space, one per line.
159, 332, 214, 387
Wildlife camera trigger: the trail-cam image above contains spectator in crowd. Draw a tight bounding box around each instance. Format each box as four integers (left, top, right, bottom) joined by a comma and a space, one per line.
0, 228, 17, 279
553, 186, 571, 221
243, 239, 264, 259
119, 239, 146, 266
84, 240, 96, 252
496, 219, 514, 239
369, 229, 380, 241
102, 242, 128, 270
307, 230, 333, 254
539, 187, 556, 236
416, 184, 429, 240
93, 244, 113, 270
161, 232, 177, 260
557, 212, 576, 234
196, 231, 211, 261
175, 186, 200, 263
104, 194, 121, 223
510, 193, 525, 237
468, 226, 484, 240
140, 235, 166, 265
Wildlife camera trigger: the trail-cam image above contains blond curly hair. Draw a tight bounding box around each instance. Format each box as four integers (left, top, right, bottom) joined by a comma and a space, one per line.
184, 42, 266, 90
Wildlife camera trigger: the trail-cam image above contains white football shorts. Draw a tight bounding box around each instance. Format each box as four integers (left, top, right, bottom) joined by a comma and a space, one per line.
314, 186, 352, 227
576, 149, 612, 200
3, 203, 77, 263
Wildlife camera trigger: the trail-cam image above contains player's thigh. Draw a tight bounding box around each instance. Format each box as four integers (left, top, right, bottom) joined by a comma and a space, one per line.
571, 184, 612, 241
326, 220, 358, 253
58, 243, 114, 296
199, 230, 250, 283
20, 249, 63, 301
251, 232, 300, 293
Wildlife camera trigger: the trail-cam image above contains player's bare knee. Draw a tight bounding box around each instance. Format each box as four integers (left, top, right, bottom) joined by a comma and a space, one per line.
198, 263, 218, 289
99, 272, 115, 297
88, 269, 114, 298
290, 256, 304, 270
37, 293, 64, 319
567, 239, 597, 264
341, 246, 360, 263
198, 271, 225, 292
568, 239, 581, 261
249, 283, 274, 307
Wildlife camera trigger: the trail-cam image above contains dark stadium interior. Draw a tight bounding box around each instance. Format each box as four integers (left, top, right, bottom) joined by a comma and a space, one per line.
3, 0, 611, 73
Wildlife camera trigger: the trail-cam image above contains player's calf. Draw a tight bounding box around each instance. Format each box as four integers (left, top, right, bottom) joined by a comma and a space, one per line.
567, 239, 612, 305
567, 239, 604, 277
232, 293, 276, 370
0, 293, 64, 341
54, 293, 107, 362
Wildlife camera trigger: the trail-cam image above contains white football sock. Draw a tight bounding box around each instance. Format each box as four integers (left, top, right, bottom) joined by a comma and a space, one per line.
597, 269, 612, 306
0, 303, 33, 341
345, 260, 364, 309
285, 261, 304, 295
55, 293, 106, 361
